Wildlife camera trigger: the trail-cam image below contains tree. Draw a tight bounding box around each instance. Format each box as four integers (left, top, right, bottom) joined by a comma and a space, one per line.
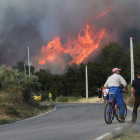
88, 62, 102, 96
64, 65, 77, 96
76, 63, 86, 97
35, 69, 52, 91
12, 61, 24, 72
99, 42, 130, 83
12, 61, 35, 74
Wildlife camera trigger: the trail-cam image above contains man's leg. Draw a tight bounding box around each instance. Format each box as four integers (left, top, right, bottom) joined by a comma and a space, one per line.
104, 96, 106, 103
132, 100, 140, 123
103, 96, 105, 103
115, 92, 125, 122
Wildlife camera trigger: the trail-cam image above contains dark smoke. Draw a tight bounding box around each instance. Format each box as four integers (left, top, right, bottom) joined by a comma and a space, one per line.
0, 0, 140, 73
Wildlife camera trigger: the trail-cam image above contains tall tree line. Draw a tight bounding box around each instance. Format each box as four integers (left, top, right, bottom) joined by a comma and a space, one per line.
13, 42, 140, 99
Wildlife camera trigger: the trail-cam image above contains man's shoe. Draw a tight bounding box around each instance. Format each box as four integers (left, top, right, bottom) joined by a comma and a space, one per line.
120, 115, 125, 123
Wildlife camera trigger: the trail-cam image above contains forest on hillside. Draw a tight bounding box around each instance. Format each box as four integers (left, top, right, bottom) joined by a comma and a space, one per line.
10, 42, 140, 99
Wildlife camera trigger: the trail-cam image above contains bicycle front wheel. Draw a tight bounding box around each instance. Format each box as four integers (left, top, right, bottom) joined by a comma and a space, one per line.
104, 103, 114, 124
116, 103, 127, 122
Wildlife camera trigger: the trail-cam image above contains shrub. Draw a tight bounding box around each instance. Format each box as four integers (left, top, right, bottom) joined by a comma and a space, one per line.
0, 65, 41, 102
55, 96, 70, 102
1, 86, 23, 103
55, 96, 79, 102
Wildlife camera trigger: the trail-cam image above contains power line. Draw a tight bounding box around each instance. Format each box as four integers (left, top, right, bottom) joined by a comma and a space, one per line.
0, 35, 27, 51
123, 41, 129, 50
123, 37, 140, 50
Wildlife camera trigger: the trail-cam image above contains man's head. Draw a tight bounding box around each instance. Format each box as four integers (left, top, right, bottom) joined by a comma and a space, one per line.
112, 68, 121, 74
137, 71, 140, 78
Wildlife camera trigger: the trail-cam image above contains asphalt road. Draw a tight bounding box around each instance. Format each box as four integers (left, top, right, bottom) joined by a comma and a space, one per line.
0, 103, 132, 140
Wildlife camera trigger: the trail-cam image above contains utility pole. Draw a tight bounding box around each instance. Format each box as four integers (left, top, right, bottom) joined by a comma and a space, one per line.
130, 37, 134, 83
24, 63, 26, 75
27, 46, 30, 76
85, 65, 88, 98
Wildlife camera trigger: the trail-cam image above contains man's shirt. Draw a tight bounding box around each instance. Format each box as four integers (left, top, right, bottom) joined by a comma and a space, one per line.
131, 78, 140, 98
104, 73, 127, 88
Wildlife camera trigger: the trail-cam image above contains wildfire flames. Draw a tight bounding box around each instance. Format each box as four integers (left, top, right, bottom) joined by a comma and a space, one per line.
37, 7, 115, 70
95, 6, 115, 21
5, 54, 25, 67
4, 6, 115, 71
38, 24, 105, 68
6, 58, 15, 66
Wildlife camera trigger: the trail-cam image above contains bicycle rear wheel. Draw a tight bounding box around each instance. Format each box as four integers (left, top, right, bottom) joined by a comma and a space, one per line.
104, 103, 114, 124
116, 103, 127, 122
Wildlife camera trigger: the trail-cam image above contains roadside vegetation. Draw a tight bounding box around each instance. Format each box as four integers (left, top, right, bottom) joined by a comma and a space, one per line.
123, 84, 140, 111
55, 96, 99, 103
123, 84, 134, 106
104, 129, 140, 140
0, 65, 54, 125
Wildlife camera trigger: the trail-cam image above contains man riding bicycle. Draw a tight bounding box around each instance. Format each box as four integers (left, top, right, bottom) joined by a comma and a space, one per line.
104, 68, 128, 123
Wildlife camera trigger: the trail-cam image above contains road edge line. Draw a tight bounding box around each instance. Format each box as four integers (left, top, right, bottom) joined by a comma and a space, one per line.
127, 107, 133, 111
94, 133, 111, 140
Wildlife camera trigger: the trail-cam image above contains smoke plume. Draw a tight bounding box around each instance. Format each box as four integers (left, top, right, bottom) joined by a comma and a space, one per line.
0, 0, 140, 74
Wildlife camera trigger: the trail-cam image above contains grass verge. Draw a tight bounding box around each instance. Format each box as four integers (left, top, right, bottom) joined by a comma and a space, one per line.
0, 85, 55, 125
0, 102, 55, 125
55, 96, 99, 103
104, 129, 140, 140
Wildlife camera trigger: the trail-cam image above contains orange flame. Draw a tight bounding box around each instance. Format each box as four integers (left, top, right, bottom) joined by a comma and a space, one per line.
5, 54, 25, 67
95, 6, 115, 21
6, 58, 15, 66
38, 24, 105, 68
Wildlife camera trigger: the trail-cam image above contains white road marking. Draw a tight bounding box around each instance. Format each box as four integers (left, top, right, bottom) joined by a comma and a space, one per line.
127, 107, 133, 111
114, 127, 122, 130
94, 133, 111, 140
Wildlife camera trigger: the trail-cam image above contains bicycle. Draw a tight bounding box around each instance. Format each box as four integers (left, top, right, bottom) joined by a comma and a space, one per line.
104, 92, 127, 124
